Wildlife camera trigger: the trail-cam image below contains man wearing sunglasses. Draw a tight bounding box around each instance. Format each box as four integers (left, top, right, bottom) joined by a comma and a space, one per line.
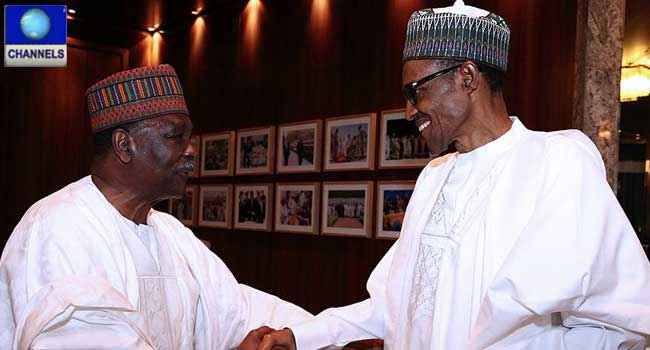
260, 1, 650, 349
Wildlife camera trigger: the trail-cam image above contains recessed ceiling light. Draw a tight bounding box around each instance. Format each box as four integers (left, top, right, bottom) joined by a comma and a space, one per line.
192, 7, 202, 15
147, 26, 156, 32
67, 8, 76, 14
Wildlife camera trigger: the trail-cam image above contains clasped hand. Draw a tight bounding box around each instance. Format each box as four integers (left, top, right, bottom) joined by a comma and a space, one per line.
237, 326, 296, 350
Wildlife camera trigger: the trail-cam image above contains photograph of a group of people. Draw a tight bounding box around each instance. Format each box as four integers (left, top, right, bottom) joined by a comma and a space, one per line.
203, 191, 228, 222
279, 190, 313, 226
201, 131, 235, 176
327, 190, 366, 228
385, 119, 430, 161
204, 137, 229, 171
321, 182, 373, 237
169, 186, 196, 226
276, 121, 322, 173
236, 186, 269, 230
240, 134, 270, 169
281, 130, 314, 167
376, 182, 416, 239
198, 185, 232, 228
379, 110, 432, 168
330, 124, 369, 163
274, 183, 319, 234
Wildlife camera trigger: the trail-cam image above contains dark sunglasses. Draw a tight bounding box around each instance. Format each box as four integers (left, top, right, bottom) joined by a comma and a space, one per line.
402, 64, 462, 106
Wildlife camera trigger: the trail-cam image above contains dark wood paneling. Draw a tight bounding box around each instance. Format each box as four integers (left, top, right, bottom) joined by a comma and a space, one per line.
0, 42, 127, 252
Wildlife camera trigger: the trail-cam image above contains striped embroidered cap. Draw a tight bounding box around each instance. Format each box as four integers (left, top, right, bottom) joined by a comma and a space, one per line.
402, 0, 510, 72
85, 64, 189, 133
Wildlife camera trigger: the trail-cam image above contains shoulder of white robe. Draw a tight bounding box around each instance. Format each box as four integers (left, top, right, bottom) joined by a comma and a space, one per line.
9, 189, 86, 251
427, 152, 457, 168
149, 209, 192, 236
543, 129, 606, 176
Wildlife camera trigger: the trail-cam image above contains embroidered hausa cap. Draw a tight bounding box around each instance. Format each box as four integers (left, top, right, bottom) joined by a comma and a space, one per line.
85, 64, 189, 133
402, 0, 510, 71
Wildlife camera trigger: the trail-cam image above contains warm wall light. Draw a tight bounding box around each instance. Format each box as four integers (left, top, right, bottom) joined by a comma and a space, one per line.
621, 65, 650, 102
243, 0, 264, 57
310, 0, 330, 35
151, 31, 162, 65
191, 16, 206, 58
192, 8, 202, 15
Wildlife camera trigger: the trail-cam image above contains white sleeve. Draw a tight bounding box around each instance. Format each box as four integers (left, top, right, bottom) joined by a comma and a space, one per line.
238, 283, 314, 330
0, 210, 152, 350
25, 283, 153, 350
498, 315, 647, 349
291, 243, 396, 349
469, 135, 650, 349
178, 229, 313, 350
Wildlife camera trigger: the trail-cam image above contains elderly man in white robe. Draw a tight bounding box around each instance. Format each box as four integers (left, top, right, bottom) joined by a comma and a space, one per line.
260, 1, 650, 349
0, 64, 312, 350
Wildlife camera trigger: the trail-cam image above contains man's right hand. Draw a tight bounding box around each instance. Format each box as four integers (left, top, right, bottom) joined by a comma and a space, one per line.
238, 326, 275, 350
258, 328, 297, 350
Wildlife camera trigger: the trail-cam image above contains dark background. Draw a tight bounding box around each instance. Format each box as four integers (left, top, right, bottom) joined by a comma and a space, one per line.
1, 0, 647, 315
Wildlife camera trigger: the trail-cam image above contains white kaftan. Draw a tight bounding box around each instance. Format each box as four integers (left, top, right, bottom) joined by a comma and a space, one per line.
0, 176, 312, 349
292, 118, 650, 349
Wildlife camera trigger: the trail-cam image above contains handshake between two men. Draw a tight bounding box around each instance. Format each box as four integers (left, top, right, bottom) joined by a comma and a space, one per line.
239, 327, 296, 350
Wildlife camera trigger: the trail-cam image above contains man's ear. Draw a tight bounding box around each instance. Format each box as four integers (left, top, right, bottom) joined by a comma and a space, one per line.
459, 61, 480, 93
111, 128, 135, 164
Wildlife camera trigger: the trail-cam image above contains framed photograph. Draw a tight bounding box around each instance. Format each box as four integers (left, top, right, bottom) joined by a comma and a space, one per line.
376, 181, 415, 239
190, 135, 201, 177
198, 185, 233, 229
169, 185, 198, 227
276, 120, 322, 173
201, 131, 235, 176
321, 181, 374, 237
236, 127, 276, 175
275, 183, 320, 234
379, 109, 431, 168
324, 113, 377, 171
234, 183, 273, 231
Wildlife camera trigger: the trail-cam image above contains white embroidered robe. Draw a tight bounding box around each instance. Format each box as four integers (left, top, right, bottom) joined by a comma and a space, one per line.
292, 118, 650, 349
0, 176, 313, 349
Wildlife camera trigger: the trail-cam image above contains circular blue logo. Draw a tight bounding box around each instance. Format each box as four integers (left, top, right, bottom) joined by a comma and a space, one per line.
20, 8, 51, 40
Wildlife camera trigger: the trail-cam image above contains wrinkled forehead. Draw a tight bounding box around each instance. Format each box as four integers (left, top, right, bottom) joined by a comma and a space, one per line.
138, 114, 193, 131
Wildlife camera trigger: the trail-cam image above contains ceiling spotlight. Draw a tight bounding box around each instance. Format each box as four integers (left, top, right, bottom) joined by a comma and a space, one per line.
192, 7, 202, 15
67, 8, 76, 14
158, 30, 165, 34
147, 26, 156, 32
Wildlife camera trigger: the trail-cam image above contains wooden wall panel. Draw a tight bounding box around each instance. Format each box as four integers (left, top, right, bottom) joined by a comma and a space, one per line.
0, 42, 127, 251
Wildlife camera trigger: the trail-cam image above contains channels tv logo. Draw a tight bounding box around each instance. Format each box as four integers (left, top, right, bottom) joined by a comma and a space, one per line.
4, 5, 67, 67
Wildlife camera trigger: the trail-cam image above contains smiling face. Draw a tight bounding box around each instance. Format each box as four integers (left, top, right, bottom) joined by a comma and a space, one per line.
402, 59, 473, 157
126, 114, 196, 199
